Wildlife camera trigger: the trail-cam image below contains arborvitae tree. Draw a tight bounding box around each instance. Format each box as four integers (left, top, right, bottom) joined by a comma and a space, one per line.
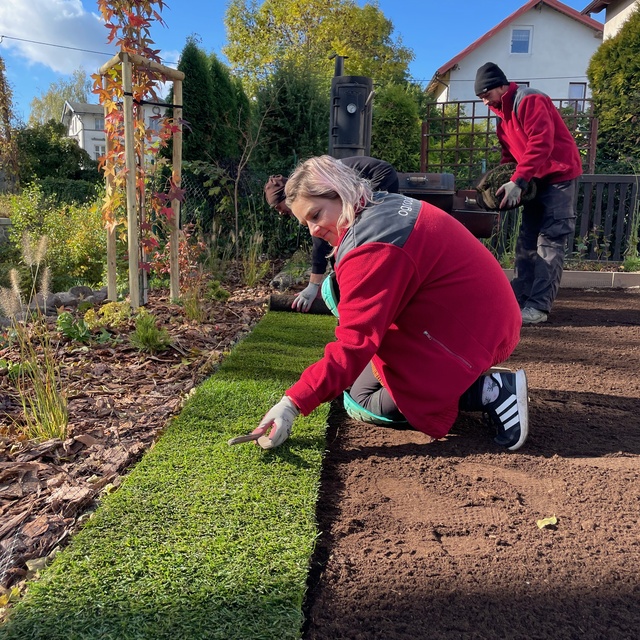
175, 37, 216, 161
209, 53, 243, 161
253, 61, 329, 176
587, 7, 640, 173
0, 55, 18, 191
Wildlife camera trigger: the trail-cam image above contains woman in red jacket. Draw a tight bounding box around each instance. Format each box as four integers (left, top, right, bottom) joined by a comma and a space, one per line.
252, 156, 529, 451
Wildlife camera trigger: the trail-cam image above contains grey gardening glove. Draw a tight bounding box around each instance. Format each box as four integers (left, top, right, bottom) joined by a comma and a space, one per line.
254, 396, 300, 449
496, 181, 522, 209
291, 282, 320, 312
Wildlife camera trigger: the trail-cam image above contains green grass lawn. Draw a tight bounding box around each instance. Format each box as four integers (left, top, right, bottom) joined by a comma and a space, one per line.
0, 312, 337, 640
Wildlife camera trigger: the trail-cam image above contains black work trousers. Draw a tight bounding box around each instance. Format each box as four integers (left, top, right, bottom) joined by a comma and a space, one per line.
511, 178, 578, 313
350, 362, 487, 422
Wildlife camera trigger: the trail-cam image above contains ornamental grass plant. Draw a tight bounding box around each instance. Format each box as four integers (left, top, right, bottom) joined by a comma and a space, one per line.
0, 234, 68, 441
0, 311, 337, 640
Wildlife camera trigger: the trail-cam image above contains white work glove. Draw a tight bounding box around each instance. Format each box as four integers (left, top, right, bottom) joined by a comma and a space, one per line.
291, 282, 320, 312
496, 181, 522, 209
254, 396, 300, 449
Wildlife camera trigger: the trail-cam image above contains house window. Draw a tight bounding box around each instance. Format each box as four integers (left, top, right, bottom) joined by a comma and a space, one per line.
511, 27, 532, 54
94, 117, 105, 131
566, 82, 587, 111
568, 83, 586, 100
147, 117, 159, 132
94, 145, 106, 161
516, 81, 530, 89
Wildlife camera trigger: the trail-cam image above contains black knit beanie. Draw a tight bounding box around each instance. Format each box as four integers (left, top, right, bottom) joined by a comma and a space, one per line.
475, 62, 508, 95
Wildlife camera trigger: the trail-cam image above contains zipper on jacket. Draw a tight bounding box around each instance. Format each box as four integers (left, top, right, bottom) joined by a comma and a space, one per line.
423, 330, 473, 369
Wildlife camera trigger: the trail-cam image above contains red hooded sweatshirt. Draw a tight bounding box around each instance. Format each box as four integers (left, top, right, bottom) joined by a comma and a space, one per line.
286, 194, 521, 439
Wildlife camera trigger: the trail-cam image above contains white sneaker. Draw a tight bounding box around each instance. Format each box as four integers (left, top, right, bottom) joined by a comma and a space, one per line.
521, 307, 548, 324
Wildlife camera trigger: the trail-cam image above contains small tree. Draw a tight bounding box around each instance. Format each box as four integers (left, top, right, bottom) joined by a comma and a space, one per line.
28, 68, 92, 126
371, 83, 422, 172
94, 0, 185, 305
587, 7, 640, 173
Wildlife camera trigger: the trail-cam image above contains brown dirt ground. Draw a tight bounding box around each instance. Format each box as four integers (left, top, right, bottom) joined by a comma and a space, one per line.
303, 287, 640, 640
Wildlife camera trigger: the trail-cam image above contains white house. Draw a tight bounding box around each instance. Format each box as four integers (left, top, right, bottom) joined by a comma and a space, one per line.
581, 0, 640, 38
61, 102, 106, 161
426, 0, 603, 103
61, 101, 167, 161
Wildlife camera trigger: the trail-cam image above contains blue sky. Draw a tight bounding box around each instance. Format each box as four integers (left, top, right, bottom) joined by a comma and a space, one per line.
0, 0, 603, 122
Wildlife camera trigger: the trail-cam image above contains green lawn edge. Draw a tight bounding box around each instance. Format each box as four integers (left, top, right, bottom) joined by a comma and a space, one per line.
0, 312, 337, 640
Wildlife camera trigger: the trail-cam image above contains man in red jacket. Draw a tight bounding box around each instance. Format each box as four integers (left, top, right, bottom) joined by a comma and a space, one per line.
475, 62, 583, 324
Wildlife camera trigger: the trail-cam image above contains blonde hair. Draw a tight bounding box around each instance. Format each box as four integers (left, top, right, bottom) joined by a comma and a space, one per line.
284, 155, 374, 234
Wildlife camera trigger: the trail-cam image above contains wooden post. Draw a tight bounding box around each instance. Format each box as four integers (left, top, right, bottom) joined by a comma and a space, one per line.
103, 75, 117, 301
122, 53, 141, 310
98, 51, 185, 306
138, 117, 148, 305
170, 79, 183, 301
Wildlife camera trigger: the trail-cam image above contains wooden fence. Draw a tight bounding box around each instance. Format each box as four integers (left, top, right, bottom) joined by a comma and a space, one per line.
493, 174, 639, 262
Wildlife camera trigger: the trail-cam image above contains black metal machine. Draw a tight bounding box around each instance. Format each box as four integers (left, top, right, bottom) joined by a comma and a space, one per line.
396, 172, 498, 238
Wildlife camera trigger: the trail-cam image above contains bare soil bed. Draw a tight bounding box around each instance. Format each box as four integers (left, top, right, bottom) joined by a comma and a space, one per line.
303, 287, 640, 640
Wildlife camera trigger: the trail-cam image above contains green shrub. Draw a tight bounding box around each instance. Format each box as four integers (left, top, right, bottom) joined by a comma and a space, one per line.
7, 183, 107, 291
56, 311, 91, 343
84, 300, 131, 329
39, 177, 100, 204
587, 7, 640, 172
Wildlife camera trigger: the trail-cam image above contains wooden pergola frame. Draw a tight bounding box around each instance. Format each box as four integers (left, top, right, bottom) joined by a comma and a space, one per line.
98, 50, 185, 308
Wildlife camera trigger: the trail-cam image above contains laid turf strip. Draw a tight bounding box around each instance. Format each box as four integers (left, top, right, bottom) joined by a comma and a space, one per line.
1, 312, 337, 640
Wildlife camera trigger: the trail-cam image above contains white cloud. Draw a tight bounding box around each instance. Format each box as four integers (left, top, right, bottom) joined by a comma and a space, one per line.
0, 0, 111, 75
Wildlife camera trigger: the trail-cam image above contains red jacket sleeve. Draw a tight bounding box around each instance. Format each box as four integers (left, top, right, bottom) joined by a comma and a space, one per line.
286, 244, 416, 415
509, 95, 556, 184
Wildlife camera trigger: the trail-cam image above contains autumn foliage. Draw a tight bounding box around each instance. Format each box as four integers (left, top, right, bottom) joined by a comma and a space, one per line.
91, 0, 183, 274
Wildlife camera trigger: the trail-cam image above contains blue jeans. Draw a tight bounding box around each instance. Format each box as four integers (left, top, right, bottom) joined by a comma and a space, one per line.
511, 179, 578, 313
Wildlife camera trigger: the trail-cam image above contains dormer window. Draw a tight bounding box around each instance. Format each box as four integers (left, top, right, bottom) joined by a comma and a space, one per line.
511, 27, 532, 54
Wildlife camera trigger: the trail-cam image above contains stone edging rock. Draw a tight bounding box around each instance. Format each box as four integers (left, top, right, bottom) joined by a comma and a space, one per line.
0, 286, 109, 327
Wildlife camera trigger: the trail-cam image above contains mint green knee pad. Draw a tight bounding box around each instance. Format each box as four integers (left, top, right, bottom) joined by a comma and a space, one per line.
321, 273, 339, 317
342, 391, 408, 426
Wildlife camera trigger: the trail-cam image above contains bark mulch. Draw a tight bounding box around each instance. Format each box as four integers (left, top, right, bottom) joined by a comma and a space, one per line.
0, 280, 271, 611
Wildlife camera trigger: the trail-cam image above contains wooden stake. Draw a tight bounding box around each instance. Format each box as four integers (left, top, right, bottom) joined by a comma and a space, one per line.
122, 53, 140, 310
170, 79, 183, 301
103, 75, 117, 301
